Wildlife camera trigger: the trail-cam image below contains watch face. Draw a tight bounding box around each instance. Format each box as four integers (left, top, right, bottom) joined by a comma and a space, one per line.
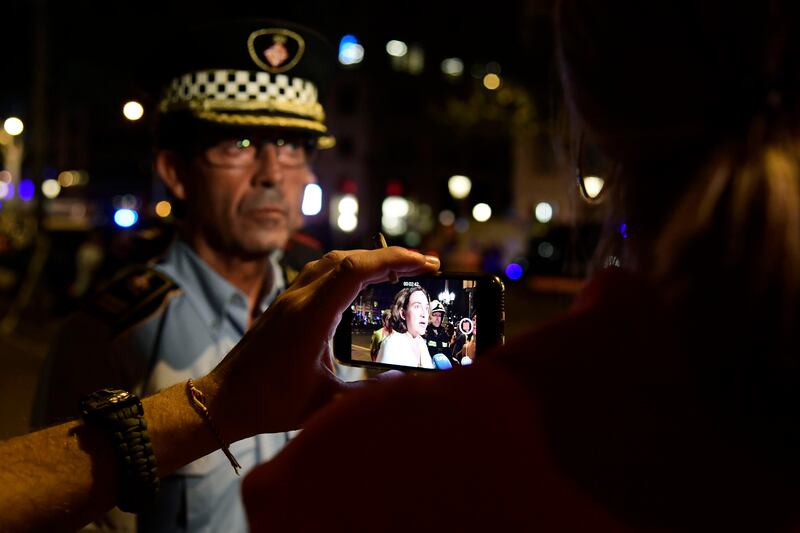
80, 389, 136, 417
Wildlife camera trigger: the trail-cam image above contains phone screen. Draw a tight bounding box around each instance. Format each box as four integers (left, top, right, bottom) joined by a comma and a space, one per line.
343, 275, 488, 371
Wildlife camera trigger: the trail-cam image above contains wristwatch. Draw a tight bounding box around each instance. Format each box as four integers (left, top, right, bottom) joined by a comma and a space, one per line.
79, 389, 159, 512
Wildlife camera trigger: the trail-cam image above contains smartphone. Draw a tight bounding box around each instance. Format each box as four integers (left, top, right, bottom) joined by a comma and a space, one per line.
334, 272, 505, 372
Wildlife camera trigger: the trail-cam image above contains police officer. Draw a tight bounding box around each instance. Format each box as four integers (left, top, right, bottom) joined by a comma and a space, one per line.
33, 19, 344, 532
424, 300, 455, 366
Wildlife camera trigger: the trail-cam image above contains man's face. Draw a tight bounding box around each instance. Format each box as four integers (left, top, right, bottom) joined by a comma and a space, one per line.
403, 290, 430, 338
174, 130, 315, 257
431, 312, 443, 327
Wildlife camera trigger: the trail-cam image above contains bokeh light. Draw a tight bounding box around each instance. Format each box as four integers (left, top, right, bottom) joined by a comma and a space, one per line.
441, 58, 464, 77
339, 35, 364, 65
18, 179, 34, 201
58, 171, 76, 187
42, 179, 60, 199
123, 101, 144, 121
382, 196, 410, 218
448, 175, 472, 199
386, 40, 408, 57
114, 208, 138, 228
155, 200, 172, 218
405, 231, 421, 247
537, 241, 555, 258
3, 117, 23, 136
505, 263, 523, 280
534, 202, 553, 223
583, 176, 605, 199
382, 195, 410, 236
483, 73, 501, 90
337, 213, 357, 232
472, 203, 492, 222
301, 183, 322, 216
338, 194, 359, 215
438, 209, 455, 226
454, 218, 470, 233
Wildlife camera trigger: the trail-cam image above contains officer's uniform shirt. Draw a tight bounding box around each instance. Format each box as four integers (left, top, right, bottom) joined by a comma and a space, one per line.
134, 239, 290, 532
35, 239, 289, 532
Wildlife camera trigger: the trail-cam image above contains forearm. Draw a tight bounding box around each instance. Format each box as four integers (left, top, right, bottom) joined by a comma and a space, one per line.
0, 379, 220, 532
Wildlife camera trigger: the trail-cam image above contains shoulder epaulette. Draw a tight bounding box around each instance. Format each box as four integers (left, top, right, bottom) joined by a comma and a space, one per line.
86, 265, 179, 334
281, 233, 325, 286
288, 231, 322, 251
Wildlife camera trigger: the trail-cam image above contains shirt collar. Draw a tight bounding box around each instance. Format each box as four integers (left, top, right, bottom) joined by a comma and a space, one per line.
155, 239, 285, 332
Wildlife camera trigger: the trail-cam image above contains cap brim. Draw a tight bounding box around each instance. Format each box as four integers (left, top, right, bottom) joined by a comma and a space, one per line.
189, 109, 336, 149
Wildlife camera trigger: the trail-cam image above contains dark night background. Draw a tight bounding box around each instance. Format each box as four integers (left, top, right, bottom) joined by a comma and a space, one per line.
1, 0, 557, 200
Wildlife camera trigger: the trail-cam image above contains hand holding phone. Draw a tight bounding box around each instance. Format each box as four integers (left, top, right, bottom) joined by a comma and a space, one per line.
334, 272, 504, 372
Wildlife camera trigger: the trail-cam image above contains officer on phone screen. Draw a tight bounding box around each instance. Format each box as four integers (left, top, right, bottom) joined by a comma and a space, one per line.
424, 300, 455, 366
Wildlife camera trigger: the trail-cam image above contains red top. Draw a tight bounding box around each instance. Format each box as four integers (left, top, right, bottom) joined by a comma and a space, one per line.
243, 269, 800, 531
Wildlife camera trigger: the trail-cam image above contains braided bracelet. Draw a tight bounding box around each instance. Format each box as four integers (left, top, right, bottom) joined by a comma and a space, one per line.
186, 379, 242, 475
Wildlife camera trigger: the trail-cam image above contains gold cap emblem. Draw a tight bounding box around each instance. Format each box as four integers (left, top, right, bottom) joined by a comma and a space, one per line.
264, 35, 289, 67
248, 28, 305, 74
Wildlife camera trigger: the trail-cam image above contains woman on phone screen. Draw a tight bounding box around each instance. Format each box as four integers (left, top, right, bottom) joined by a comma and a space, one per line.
377, 286, 434, 369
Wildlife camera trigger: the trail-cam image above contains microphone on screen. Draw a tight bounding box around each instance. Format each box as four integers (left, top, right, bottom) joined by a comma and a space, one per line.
432, 353, 452, 370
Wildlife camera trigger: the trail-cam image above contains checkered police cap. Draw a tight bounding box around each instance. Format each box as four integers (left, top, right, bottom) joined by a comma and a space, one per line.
154, 19, 337, 148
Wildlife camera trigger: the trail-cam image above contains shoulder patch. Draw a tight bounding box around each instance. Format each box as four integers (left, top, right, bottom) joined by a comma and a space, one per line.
283, 264, 300, 286
86, 265, 180, 334
288, 231, 322, 251
280, 233, 324, 285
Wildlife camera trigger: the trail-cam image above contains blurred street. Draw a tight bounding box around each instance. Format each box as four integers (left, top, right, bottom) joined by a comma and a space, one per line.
0, 314, 56, 439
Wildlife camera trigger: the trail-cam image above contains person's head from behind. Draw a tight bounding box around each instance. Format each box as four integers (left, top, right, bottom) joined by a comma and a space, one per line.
152, 19, 337, 259
381, 309, 391, 329
556, 0, 800, 340
390, 286, 430, 338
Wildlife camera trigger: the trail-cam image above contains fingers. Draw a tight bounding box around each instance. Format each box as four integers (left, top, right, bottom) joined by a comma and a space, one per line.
334, 369, 406, 395
290, 250, 368, 288
367, 369, 406, 382
309, 247, 439, 320
293, 247, 439, 292
337, 246, 438, 285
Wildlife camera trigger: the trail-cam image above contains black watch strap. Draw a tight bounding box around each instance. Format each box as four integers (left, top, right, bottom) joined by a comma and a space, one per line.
79, 389, 159, 513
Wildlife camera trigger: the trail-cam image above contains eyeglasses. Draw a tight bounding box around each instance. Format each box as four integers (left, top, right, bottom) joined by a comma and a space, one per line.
203, 135, 317, 169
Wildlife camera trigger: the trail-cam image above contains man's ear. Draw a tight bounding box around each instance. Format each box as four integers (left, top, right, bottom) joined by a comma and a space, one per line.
154, 150, 187, 201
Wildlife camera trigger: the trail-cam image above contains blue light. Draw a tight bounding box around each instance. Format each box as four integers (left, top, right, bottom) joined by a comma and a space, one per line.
19, 179, 34, 201
619, 222, 628, 239
114, 208, 138, 228
340, 34, 358, 47
505, 262, 523, 280
339, 34, 364, 65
